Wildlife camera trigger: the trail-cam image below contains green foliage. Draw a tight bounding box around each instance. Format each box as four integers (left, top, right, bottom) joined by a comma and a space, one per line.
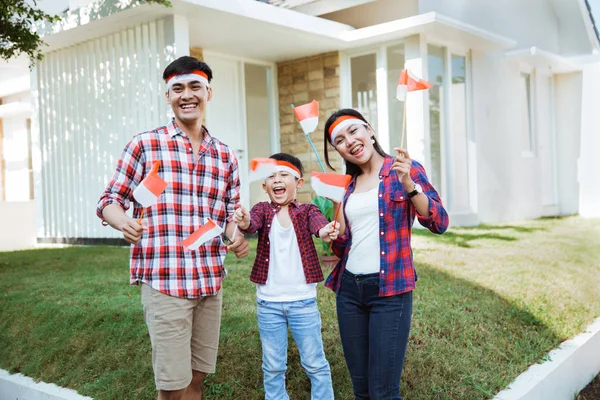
310, 195, 334, 255
0, 0, 171, 66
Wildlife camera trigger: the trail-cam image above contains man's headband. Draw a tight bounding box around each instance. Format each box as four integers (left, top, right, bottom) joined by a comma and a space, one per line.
165, 70, 209, 91
328, 116, 367, 143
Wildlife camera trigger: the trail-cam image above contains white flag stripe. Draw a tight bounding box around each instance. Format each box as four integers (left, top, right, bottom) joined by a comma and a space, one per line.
183, 225, 223, 251
312, 178, 346, 202
249, 163, 278, 182
133, 183, 159, 208
396, 85, 407, 101
299, 116, 319, 135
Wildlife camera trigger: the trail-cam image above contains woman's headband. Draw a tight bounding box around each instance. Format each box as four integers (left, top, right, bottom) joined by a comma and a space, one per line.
328, 116, 367, 143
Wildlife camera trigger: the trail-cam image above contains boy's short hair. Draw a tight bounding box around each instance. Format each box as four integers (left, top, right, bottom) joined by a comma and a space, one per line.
269, 153, 304, 177
162, 56, 213, 83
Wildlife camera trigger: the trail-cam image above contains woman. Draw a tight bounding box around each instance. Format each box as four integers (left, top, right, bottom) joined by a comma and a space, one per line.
323, 109, 449, 400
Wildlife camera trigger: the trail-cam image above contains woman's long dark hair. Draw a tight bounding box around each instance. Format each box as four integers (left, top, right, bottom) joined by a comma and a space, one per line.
323, 109, 387, 177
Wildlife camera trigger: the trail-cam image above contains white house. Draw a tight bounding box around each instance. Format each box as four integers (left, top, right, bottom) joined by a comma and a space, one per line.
1, 0, 599, 245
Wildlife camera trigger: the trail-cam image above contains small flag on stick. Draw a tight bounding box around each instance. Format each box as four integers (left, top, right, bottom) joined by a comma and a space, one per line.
396, 69, 432, 102
293, 100, 319, 135
133, 161, 168, 208
249, 158, 278, 182
311, 172, 352, 203
181, 218, 224, 251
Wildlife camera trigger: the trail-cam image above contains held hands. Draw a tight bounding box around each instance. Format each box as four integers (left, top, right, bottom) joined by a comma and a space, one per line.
119, 217, 148, 244
232, 204, 250, 230
227, 233, 250, 259
319, 221, 340, 243
392, 147, 415, 191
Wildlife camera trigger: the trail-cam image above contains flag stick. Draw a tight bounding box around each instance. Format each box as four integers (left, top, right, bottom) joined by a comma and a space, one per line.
400, 101, 407, 149
291, 104, 326, 173
138, 208, 145, 225
329, 202, 343, 252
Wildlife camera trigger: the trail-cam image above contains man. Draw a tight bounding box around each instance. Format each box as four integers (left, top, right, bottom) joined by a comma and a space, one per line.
97, 56, 249, 400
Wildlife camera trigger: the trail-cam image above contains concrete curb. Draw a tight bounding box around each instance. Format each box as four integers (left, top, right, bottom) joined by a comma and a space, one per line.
494, 316, 600, 400
0, 369, 92, 400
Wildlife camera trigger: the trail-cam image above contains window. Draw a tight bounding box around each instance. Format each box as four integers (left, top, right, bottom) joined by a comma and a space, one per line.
451, 55, 470, 213
350, 53, 378, 132
387, 44, 406, 151
427, 45, 445, 194
520, 72, 535, 154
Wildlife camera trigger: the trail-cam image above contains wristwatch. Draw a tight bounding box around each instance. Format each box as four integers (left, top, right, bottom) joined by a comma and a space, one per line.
407, 183, 423, 199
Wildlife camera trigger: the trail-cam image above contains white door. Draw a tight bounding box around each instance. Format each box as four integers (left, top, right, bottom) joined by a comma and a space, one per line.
537, 73, 558, 212
203, 53, 250, 209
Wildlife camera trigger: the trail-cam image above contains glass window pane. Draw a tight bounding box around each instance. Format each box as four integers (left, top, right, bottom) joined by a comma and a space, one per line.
387, 44, 405, 152
351, 54, 378, 132
451, 55, 470, 212
427, 45, 445, 193
520, 72, 534, 152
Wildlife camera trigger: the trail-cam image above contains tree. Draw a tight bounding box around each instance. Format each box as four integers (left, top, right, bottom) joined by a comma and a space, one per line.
0, 0, 171, 66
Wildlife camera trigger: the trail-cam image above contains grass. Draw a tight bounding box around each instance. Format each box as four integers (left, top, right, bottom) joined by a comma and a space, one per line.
0, 216, 599, 399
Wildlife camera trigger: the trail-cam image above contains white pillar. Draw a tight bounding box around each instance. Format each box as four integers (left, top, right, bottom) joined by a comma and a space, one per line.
162, 14, 190, 63
579, 62, 600, 217
403, 35, 429, 167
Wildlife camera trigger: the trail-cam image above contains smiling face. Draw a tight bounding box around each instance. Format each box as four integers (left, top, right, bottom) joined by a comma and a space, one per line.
331, 122, 376, 165
166, 79, 212, 126
262, 170, 304, 206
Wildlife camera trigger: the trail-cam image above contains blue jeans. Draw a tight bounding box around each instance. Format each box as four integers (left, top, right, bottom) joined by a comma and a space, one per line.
337, 270, 413, 400
256, 297, 334, 400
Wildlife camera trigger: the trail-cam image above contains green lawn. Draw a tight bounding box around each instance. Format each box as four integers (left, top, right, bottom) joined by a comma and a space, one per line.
1, 216, 599, 399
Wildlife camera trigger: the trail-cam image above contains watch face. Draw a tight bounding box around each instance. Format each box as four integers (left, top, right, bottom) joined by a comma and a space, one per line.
415, 184, 423, 193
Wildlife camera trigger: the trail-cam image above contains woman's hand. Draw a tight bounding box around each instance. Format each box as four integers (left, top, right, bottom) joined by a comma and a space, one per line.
392, 147, 415, 191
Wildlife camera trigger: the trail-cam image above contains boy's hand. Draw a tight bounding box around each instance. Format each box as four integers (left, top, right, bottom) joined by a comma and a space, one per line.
232, 204, 250, 230
319, 221, 339, 243
227, 234, 250, 258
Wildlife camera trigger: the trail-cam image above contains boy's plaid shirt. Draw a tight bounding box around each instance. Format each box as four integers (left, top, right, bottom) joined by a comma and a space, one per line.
240, 200, 329, 285
327, 156, 449, 297
96, 119, 240, 299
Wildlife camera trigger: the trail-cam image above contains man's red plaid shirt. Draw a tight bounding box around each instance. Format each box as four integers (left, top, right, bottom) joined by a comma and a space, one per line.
97, 119, 240, 299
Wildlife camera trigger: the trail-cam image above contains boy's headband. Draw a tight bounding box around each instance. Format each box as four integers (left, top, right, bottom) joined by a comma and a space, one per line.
272, 160, 301, 179
165, 70, 209, 91
328, 116, 367, 143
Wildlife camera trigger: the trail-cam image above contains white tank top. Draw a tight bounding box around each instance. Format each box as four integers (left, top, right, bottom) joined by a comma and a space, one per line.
256, 215, 317, 301
344, 186, 381, 275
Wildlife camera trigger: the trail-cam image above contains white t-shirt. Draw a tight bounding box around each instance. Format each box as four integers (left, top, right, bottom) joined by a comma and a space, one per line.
344, 186, 381, 275
256, 215, 317, 301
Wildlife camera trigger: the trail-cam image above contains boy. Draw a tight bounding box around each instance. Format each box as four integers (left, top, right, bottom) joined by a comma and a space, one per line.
233, 153, 338, 400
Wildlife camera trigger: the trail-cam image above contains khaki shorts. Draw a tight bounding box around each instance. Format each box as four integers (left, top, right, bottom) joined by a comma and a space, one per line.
141, 284, 223, 391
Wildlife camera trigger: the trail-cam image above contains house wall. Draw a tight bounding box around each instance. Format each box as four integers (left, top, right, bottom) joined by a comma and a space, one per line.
276, 51, 343, 203
419, 0, 561, 53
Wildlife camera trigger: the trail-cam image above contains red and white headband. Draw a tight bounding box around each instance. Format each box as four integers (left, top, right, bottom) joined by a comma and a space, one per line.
273, 160, 301, 179
165, 70, 210, 91
328, 115, 367, 143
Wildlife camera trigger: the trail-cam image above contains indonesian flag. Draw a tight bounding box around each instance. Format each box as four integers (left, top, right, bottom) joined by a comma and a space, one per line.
293, 100, 319, 135
311, 172, 352, 203
396, 69, 433, 101
181, 218, 224, 251
133, 161, 168, 208
249, 158, 278, 182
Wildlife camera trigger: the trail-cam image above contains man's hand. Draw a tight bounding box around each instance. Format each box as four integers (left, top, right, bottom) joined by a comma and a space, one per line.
318, 221, 339, 243
232, 205, 250, 230
227, 233, 249, 258
119, 217, 147, 244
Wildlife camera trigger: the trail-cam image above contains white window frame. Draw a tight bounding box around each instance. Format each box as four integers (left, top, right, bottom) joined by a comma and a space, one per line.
519, 64, 537, 158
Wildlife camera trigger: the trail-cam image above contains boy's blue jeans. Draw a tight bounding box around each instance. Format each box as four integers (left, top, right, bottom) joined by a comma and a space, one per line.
256, 297, 334, 400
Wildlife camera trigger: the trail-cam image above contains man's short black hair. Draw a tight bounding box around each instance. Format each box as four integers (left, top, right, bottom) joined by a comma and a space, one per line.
269, 153, 304, 177
162, 56, 213, 83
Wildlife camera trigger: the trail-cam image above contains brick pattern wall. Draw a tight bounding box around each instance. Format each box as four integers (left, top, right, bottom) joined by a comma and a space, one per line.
189, 47, 203, 61
277, 51, 344, 203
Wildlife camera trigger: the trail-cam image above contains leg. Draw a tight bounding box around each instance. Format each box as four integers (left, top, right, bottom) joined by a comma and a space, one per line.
337, 272, 370, 399
287, 298, 334, 400
141, 284, 195, 396
183, 370, 206, 400
367, 290, 413, 400
257, 299, 290, 400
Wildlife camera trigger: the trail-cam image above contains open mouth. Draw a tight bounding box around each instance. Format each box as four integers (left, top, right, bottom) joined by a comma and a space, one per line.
350, 144, 364, 156
273, 187, 286, 196
180, 103, 198, 110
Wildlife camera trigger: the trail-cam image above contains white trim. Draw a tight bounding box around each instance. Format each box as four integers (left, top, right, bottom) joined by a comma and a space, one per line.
0, 102, 31, 118
0, 369, 92, 400
465, 51, 478, 214
576, 0, 600, 53
506, 47, 583, 74
494, 316, 600, 400
291, 0, 377, 16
